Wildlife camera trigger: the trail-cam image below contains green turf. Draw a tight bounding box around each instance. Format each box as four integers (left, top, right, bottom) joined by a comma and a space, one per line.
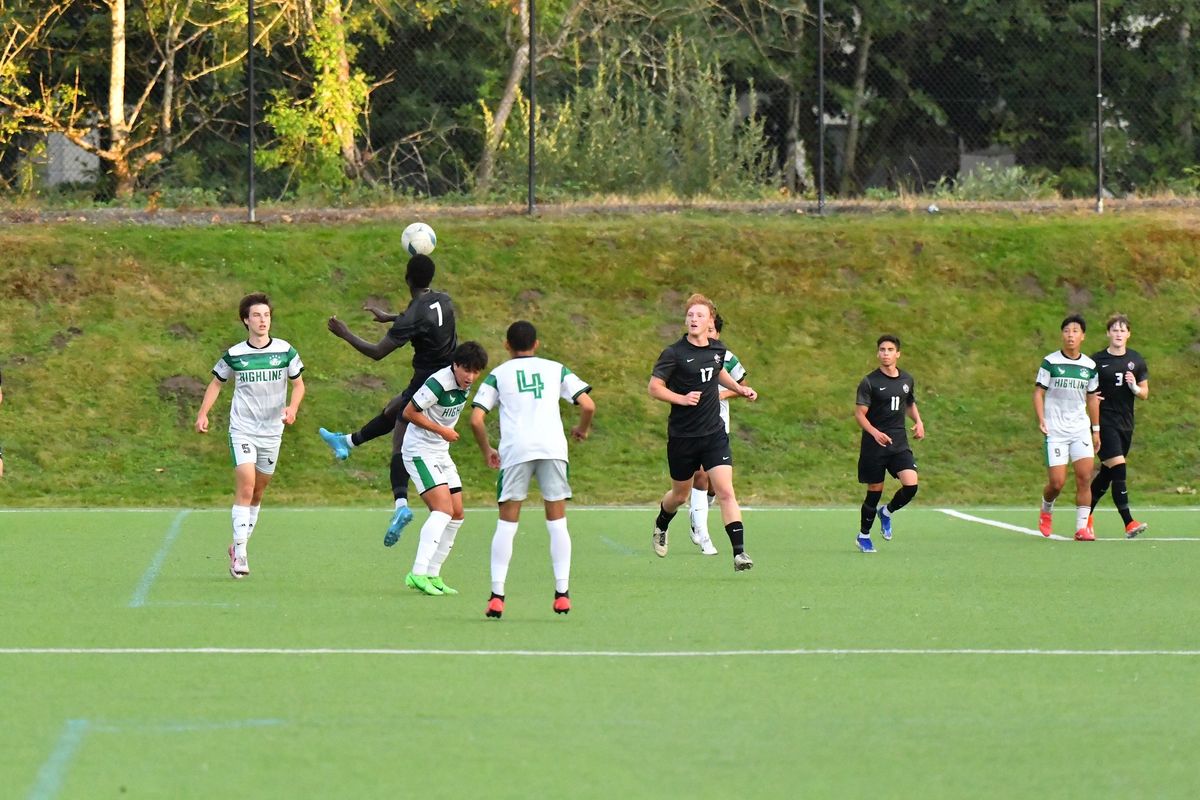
4, 507, 1199, 798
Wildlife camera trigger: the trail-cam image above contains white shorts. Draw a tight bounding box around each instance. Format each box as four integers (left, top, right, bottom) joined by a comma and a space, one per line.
1044, 435, 1093, 468
498, 459, 571, 503
229, 432, 282, 475
403, 451, 462, 495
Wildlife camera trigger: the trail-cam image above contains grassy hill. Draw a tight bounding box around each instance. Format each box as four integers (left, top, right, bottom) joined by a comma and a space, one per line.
1, 210, 1198, 507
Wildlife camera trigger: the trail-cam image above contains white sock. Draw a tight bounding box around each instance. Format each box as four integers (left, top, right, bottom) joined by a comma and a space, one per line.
429, 518, 463, 577
689, 488, 709, 535
490, 520, 519, 596
231, 505, 251, 556
394, 497, 408, 510
1076, 506, 1090, 532
412, 510, 451, 575
1041, 498, 1055, 514
880, 505, 892, 519
248, 504, 261, 538
547, 517, 571, 594
343, 434, 356, 450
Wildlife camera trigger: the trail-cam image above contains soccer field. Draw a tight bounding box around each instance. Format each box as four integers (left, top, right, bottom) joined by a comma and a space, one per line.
5, 507, 1200, 798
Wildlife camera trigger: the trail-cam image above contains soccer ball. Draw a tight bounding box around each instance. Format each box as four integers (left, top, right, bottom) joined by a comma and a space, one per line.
401, 222, 437, 256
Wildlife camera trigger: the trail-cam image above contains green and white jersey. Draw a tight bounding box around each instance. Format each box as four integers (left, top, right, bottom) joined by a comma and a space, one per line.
211, 338, 304, 437
1035, 350, 1098, 437
719, 350, 746, 432
401, 365, 471, 457
471, 356, 591, 469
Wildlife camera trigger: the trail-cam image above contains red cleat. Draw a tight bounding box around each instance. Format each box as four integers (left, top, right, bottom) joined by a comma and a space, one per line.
1074, 527, 1095, 541
485, 594, 505, 619
553, 592, 571, 615
1038, 512, 1053, 537
1125, 520, 1148, 538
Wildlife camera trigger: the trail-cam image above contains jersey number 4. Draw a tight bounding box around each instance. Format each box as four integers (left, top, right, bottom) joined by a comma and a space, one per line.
517, 370, 544, 399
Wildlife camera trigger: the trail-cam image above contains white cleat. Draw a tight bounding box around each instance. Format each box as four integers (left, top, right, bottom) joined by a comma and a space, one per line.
652, 525, 668, 557
733, 552, 754, 571
697, 533, 718, 556
228, 545, 249, 579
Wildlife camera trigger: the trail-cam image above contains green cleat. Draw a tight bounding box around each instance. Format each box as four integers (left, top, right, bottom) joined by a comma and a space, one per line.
427, 576, 458, 595
405, 572, 443, 596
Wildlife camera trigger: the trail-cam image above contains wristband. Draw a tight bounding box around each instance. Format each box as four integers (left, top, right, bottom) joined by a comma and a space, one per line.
1091, 425, 1100, 432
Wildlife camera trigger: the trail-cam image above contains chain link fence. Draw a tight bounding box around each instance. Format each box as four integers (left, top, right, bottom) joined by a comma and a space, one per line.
1, 1, 1196, 208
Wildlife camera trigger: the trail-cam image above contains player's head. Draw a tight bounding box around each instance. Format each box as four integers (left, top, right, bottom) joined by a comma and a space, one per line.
1106, 313, 1130, 347
877, 334, 900, 350
452, 341, 488, 389
685, 293, 715, 337
713, 313, 724, 336
876, 334, 900, 367
506, 320, 538, 354
1061, 314, 1086, 333
405, 254, 436, 289
239, 292, 272, 334
1060, 314, 1086, 353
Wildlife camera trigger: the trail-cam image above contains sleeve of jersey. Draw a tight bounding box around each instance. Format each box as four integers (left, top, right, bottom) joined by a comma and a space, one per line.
651, 347, 675, 381
472, 374, 498, 411
726, 353, 746, 382
287, 347, 304, 379
213, 354, 233, 382
386, 308, 420, 345
855, 376, 871, 406
412, 380, 439, 411
1136, 356, 1149, 381
559, 366, 591, 402
908, 377, 917, 405
1087, 371, 1100, 393
1035, 361, 1051, 389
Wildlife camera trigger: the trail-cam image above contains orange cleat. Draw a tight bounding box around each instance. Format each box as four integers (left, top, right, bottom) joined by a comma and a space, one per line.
553, 591, 571, 615
1074, 527, 1095, 541
1038, 512, 1053, 537
485, 593, 505, 619
1125, 520, 1148, 539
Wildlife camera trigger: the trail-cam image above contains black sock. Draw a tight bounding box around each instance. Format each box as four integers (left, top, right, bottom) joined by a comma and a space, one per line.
655, 503, 677, 531
555, 590, 569, 599
352, 410, 396, 446
1090, 464, 1112, 512
390, 453, 410, 501
724, 521, 745, 555
1109, 463, 1133, 525
860, 489, 883, 534
887, 484, 919, 514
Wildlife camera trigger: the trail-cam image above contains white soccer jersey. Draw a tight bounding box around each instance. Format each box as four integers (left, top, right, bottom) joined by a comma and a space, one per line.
1036, 350, 1098, 437
719, 350, 746, 432
471, 356, 590, 468
211, 338, 304, 437
401, 365, 471, 457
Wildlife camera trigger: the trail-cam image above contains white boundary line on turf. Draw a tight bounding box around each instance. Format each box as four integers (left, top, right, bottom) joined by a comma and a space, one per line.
4, 505, 1200, 513
128, 510, 191, 608
3, 647, 1199, 657
938, 508, 1200, 541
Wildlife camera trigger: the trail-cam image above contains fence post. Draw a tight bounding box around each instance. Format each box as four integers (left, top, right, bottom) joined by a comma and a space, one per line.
527, 0, 537, 215
817, 0, 825, 215
1094, 0, 1103, 214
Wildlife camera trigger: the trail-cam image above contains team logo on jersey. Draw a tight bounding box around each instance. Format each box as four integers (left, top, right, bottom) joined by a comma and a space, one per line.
1127, 361, 1136, 371
902, 384, 909, 393
713, 354, 721, 363
269, 355, 283, 366
1055, 366, 1065, 375
1081, 369, 1091, 378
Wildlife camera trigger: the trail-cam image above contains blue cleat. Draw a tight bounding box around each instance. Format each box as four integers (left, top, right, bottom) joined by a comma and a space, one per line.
318, 427, 350, 460
856, 534, 876, 553
879, 508, 893, 540
384, 505, 414, 547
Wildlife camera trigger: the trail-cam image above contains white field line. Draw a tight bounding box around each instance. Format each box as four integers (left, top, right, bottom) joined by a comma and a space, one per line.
3, 505, 1200, 513
2, 647, 1199, 657
938, 508, 1200, 541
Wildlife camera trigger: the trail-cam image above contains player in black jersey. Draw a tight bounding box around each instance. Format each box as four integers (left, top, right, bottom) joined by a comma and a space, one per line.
854, 334, 925, 553
648, 294, 758, 571
318, 254, 459, 544
1088, 314, 1149, 538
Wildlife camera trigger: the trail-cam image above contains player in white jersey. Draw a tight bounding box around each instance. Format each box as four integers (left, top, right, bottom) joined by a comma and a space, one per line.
1033, 314, 1100, 541
688, 313, 748, 555
196, 293, 306, 578
399, 341, 488, 596
469, 320, 595, 619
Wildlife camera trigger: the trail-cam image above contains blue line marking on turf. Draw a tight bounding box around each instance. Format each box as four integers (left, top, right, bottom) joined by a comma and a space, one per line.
600, 536, 636, 555
27, 719, 89, 800
129, 510, 191, 608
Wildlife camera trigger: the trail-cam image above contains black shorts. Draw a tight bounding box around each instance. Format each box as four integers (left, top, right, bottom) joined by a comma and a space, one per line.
383, 367, 441, 419
858, 445, 917, 484
667, 431, 733, 482
1098, 425, 1133, 461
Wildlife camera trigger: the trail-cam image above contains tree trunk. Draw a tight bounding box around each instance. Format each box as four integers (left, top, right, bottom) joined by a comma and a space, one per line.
1179, 19, 1193, 152
108, 0, 134, 197
838, 26, 872, 196
323, 0, 361, 176
475, 0, 530, 193
784, 86, 806, 194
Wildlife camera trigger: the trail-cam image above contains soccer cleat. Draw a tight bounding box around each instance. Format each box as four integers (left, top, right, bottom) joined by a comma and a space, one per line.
856, 534, 876, 553
879, 507, 893, 540
697, 534, 718, 556
383, 505, 414, 547
652, 524, 669, 557
405, 572, 444, 596
733, 552, 754, 571
689, 517, 703, 546
427, 576, 458, 595
1074, 527, 1095, 541
1038, 511, 1053, 537
318, 427, 350, 460
228, 544, 249, 579
485, 593, 505, 619
553, 591, 571, 614
1125, 520, 1148, 539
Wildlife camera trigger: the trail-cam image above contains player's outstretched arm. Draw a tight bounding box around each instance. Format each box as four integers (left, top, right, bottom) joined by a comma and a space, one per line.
327, 316, 401, 361
283, 376, 305, 425
195, 378, 223, 433
571, 392, 595, 441
363, 305, 398, 324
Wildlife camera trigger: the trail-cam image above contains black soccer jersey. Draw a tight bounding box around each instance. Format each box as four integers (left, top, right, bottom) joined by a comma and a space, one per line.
1092, 348, 1148, 430
387, 289, 457, 371
856, 368, 917, 451
652, 336, 727, 438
